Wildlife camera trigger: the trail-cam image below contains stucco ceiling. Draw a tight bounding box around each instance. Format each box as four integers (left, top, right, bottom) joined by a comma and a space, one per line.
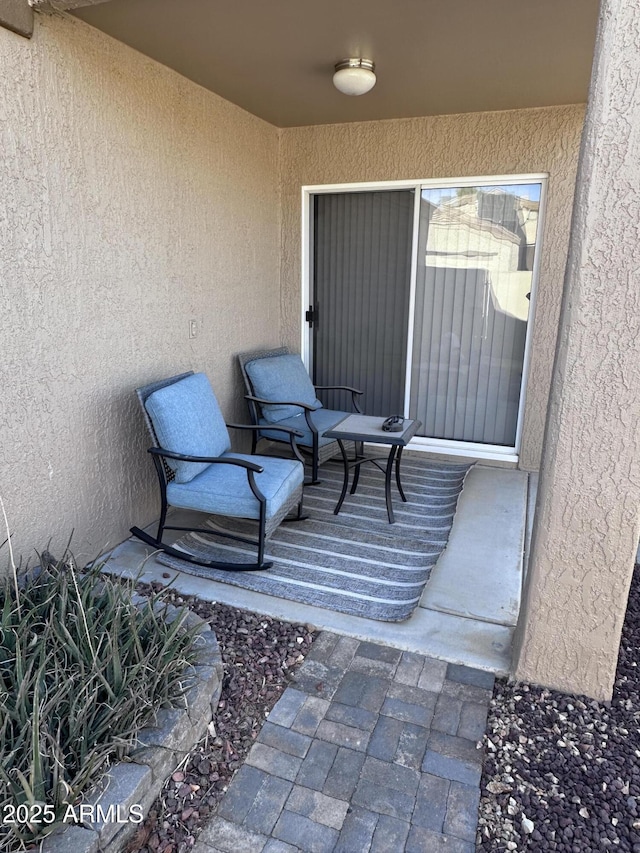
73, 0, 600, 128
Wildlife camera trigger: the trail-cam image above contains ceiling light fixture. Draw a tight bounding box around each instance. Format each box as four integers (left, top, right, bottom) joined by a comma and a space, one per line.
333, 58, 376, 96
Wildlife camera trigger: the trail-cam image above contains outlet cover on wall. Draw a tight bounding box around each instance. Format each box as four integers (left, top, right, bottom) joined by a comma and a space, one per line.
189, 319, 198, 339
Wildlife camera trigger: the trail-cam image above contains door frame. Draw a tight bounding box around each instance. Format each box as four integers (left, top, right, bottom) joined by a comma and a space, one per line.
302, 174, 548, 462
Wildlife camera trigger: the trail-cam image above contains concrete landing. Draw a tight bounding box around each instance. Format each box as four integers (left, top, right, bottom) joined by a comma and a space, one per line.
421, 466, 528, 627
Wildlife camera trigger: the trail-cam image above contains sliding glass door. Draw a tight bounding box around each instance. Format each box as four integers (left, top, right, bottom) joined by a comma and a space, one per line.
307, 177, 545, 457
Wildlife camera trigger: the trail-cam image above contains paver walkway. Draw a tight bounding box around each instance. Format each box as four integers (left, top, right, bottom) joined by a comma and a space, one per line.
193, 632, 494, 853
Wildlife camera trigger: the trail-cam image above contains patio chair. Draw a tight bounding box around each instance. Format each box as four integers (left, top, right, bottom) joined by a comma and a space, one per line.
238, 347, 363, 484
130, 371, 305, 571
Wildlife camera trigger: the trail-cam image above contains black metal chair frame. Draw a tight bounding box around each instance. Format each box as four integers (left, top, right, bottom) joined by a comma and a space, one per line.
130, 371, 307, 572
238, 347, 363, 484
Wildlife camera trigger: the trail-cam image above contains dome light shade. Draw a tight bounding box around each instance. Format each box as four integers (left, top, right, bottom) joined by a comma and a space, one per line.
333, 58, 376, 96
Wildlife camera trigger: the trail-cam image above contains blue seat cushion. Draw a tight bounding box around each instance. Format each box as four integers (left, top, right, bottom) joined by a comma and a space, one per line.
145, 373, 230, 484
245, 353, 322, 423
166, 453, 303, 519
257, 408, 351, 448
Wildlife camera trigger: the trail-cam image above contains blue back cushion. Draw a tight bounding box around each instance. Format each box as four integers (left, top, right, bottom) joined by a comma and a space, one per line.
246, 353, 322, 423
145, 373, 230, 483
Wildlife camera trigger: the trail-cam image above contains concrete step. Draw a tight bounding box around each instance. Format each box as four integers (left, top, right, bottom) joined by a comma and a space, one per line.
421, 465, 528, 628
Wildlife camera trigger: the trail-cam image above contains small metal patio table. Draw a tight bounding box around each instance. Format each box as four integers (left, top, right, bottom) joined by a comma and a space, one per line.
323, 414, 422, 523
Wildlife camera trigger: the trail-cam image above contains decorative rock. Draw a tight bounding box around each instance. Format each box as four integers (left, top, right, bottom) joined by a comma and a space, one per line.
478, 565, 640, 852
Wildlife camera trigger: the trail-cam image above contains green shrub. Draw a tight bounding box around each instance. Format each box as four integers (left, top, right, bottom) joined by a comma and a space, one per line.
0, 552, 199, 851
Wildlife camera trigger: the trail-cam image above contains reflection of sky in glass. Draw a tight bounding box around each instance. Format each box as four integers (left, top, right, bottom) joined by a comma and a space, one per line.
423, 183, 541, 206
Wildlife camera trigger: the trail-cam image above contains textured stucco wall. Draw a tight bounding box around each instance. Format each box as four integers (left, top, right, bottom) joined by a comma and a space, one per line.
279, 106, 585, 469
0, 12, 280, 568
514, 0, 640, 701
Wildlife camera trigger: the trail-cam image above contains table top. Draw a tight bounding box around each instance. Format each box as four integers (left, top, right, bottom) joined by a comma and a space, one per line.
323, 414, 422, 445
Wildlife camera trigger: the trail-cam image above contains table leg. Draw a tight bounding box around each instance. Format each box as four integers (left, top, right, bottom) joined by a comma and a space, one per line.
395, 446, 408, 502
350, 458, 362, 495
333, 438, 350, 515
385, 445, 399, 523
349, 442, 366, 494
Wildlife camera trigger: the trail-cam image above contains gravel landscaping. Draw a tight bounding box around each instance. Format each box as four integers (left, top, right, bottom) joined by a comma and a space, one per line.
125, 584, 316, 853
478, 563, 640, 852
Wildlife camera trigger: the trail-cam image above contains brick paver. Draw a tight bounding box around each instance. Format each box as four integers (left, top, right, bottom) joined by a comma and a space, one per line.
204, 633, 493, 852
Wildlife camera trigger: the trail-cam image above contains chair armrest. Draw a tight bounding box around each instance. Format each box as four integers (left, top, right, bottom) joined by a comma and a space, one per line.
227, 424, 305, 465
148, 447, 263, 473
314, 385, 364, 414
245, 394, 318, 413
227, 423, 304, 438
314, 385, 363, 396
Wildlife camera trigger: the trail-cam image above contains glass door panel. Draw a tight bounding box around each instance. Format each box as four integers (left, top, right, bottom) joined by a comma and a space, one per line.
312, 190, 414, 416
408, 183, 541, 447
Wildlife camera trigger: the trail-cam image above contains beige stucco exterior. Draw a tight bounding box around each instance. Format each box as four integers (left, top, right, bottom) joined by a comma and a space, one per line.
0, 11, 281, 567
279, 106, 585, 471
0, 10, 587, 570
2, 1, 638, 703
514, 0, 640, 701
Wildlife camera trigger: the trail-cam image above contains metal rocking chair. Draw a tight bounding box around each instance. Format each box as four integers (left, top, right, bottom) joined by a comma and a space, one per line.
130, 371, 306, 571
238, 347, 363, 484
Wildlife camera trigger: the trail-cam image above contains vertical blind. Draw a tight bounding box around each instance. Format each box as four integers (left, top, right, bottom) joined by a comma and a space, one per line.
408, 186, 539, 446
313, 191, 414, 416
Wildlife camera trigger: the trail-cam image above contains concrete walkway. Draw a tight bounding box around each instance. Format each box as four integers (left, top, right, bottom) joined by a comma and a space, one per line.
192, 632, 494, 853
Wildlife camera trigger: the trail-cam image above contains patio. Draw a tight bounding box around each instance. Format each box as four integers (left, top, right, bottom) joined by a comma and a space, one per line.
102, 456, 534, 675
2, 0, 636, 709
1, 4, 638, 851
99, 454, 531, 851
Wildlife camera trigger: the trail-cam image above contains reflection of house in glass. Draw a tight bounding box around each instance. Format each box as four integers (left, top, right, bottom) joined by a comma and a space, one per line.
410, 187, 541, 446
422, 189, 539, 322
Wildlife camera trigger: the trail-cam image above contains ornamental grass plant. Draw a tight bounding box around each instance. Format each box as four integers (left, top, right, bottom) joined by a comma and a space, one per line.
0, 551, 199, 852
